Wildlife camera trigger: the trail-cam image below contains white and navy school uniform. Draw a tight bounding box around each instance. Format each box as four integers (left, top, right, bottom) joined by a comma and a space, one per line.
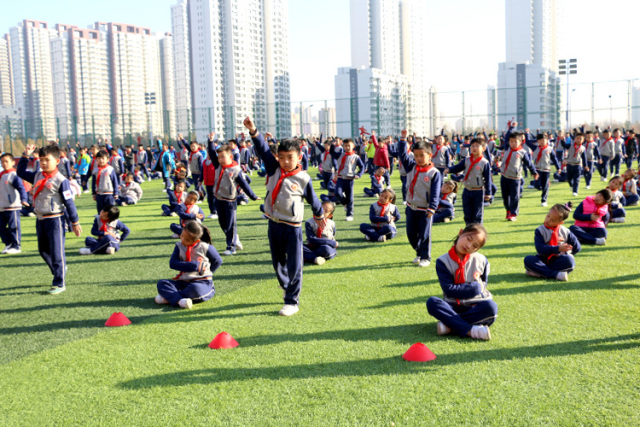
117, 181, 143, 205
584, 141, 600, 187
364, 174, 385, 197
58, 156, 72, 180
188, 150, 204, 192
563, 140, 587, 194
161, 190, 187, 216
432, 143, 451, 177
170, 202, 204, 237
499, 145, 536, 218
206, 139, 259, 252
303, 217, 338, 262
527, 142, 561, 203
92, 165, 119, 213
85, 214, 130, 254
109, 154, 125, 185
611, 137, 625, 175
433, 191, 456, 223
315, 139, 336, 193
251, 131, 324, 306
598, 137, 614, 179
0, 168, 29, 250
396, 145, 414, 202
359, 201, 401, 240
17, 158, 80, 289
524, 224, 581, 279
426, 249, 497, 337
397, 138, 442, 261
609, 188, 626, 220
622, 179, 639, 206
329, 144, 364, 217
134, 148, 150, 178
156, 240, 222, 307
447, 155, 492, 225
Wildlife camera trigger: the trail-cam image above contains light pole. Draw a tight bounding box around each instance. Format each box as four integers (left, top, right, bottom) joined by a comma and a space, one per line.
145, 92, 156, 145
568, 88, 576, 131
559, 59, 577, 130
609, 95, 613, 126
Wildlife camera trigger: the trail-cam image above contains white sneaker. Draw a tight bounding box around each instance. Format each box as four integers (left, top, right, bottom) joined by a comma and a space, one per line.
600, 177, 606, 181
443, 217, 451, 223
403, 201, 407, 205
83, 189, 90, 194
345, 216, 353, 221
556, 271, 569, 281
541, 202, 548, 207
171, 233, 180, 239
105, 247, 116, 255
611, 217, 625, 223
469, 325, 491, 340
278, 304, 299, 316
1, 246, 9, 254
508, 216, 517, 221
28, 212, 36, 217
235, 238, 243, 250
224, 249, 236, 255
154, 294, 169, 305
436, 321, 451, 336
595, 238, 606, 246
207, 214, 218, 219
121, 202, 128, 206
527, 184, 534, 189
586, 185, 591, 189
148, 177, 152, 182
196, 200, 203, 204
365, 235, 371, 241
412, 256, 421, 264
573, 192, 578, 197
79, 247, 92, 255
418, 259, 431, 267
239, 200, 248, 205
178, 298, 193, 309
378, 235, 386, 242
4, 247, 21, 255
170, 212, 177, 217
314, 256, 326, 265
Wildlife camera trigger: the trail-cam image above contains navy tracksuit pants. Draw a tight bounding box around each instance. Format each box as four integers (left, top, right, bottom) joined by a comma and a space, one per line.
36, 217, 67, 289
0, 210, 21, 249
400, 175, 407, 202
116, 196, 137, 205
569, 225, 606, 245
360, 223, 397, 240
433, 208, 454, 223
85, 235, 120, 254
96, 194, 115, 214
462, 189, 484, 225
566, 164, 581, 193
205, 185, 218, 215
156, 279, 215, 307
524, 253, 575, 279
170, 223, 184, 236
302, 244, 337, 263
537, 171, 551, 203
215, 199, 238, 251
599, 156, 610, 178
500, 176, 522, 216
405, 207, 433, 261
426, 297, 498, 337
267, 221, 304, 306
584, 161, 594, 187
334, 178, 355, 216
610, 155, 621, 175
161, 203, 179, 216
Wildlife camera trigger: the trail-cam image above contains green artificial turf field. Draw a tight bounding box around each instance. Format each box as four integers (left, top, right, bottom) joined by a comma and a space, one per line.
1, 168, 639, 426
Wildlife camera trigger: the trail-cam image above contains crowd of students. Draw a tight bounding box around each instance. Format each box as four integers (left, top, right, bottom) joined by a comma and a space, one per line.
1, 118, 638, 338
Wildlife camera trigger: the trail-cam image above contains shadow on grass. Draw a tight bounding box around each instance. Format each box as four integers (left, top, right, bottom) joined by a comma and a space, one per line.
118, 333, 640, 388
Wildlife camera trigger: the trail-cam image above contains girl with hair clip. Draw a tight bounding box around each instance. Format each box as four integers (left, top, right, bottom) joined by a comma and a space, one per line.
433, 180, 458, 223
359, 188, 401, 242
426, 224, 497, 341
524, 202, 581, 282
155, 221, 222, 309
569, 189, 613, 246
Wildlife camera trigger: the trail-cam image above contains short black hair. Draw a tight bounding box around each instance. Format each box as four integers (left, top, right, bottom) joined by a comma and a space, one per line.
536, 133, 548, 141
102, 205, 120, 221
469, 138, 486, 148
412, 140, 432, 154
95, 150, 109, 159
0, 153, 14, 161
596, 188, 613, 204
277, 139, 301, 154
39, 145, 62, 160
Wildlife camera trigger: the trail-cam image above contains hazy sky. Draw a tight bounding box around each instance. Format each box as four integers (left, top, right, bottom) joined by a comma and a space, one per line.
2, 0, 640, 123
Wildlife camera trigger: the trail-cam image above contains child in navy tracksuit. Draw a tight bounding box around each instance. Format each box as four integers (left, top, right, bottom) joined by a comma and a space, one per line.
562, 132, 587, 196
584, 131, 600, 189
500, 131, 537, 221
155, 221, 222, 309
170, 191, 204, 238
397, 131, 442, 267
207, 136, 260, 255
426, 224, 496, 340
527, 133, 561, 206
621, 169, 639, 206
598, 129, 614, 180
359, 188, 401, 242
303, 201, 338, 264
364, 167, 386, 197
396, 139, 415, 204
445, 138, 492, 225
92, 150, 120, 214
245, 116, 325, 316
607, 177, 626, 223
432, 134, 452, 177
569, 189, 612, 246
17, 144, 82, 294
524, 203, 581, 281
183, 140, 204, 193
0, 153, 29, 254
433, 180, 458, 223
79, 205, 130, 255
329, 138, 364, 221
161, 180, 187, 216
117, 173, 143, 206
315, 137, 336, 193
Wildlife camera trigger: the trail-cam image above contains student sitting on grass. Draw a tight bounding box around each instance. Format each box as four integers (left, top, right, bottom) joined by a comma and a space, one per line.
433, 180, 458, 224
117, 173, 143, 206
569, 189, 612, 246
363, 167, 386, 198
161, 179, 187, 217
607, 176, 626, 223
170, 191, 204, 239
155, 221, 222, 309
79, 205, 130, 255
524, 202, 581, 282
359, 188, 400, 242
426, 224, 496, 340
303, 201, 338, 265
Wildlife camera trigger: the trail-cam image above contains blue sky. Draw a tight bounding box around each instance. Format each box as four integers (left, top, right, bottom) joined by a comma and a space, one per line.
2, 1, 640, 123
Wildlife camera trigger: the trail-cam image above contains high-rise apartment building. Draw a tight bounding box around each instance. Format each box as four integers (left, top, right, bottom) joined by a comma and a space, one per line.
170, 0, 192, 137
0, 35, 14, 107
172, 0, 291, 141
159, 33, 176, 139
318, 107, 336, 137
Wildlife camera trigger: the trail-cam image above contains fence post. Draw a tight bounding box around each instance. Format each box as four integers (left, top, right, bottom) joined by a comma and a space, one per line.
461, 91, 465, 134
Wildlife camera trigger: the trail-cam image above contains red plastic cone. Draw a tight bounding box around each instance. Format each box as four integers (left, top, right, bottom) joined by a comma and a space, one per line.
209, 332, 239, 349
402, 343, 436, 362
105, 312, 132, 327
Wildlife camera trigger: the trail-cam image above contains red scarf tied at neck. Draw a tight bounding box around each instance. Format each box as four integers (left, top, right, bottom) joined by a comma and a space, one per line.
33, 169, 59, 201
448, 246, 470, 285
409, 164, 433, 199
271, 166, 301, 210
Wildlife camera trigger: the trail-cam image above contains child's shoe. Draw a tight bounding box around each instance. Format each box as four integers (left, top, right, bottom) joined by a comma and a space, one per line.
208, 213, 218, 219
171, 233, 180, 239
443, 217, 451, 223
573, 192, 578, 197
235, 238, 243, 250
79, 248, 92, 255
377, 235, 386, 242
345, 216, 354, 221
595, 237, 606, 246
121, 202, 128, 206
224, 249, 236, 255
278, 304, 299, 316
47, 286, 66, 295
436, 321, 451, 336
469, 325, 491, 340
556, 271, 569, 281
4, 246, 21, 255
178, 298, 193, 309
105, 247, 116, 255
1, 246, 8, 254
155, 294, 169, 305
412, 256, 421, 264
611, 217, 625, 223
314, 256, 326, 265
170, 212, 177, 217
365, 235, 371, 241
418, 259, 430, 267
541, 202, 548, 207
525, 269, 545, 278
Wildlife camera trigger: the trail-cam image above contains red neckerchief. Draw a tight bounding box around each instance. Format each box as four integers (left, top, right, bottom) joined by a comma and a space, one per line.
214, 161, 239, 195
90, 158, 95, 171
323, 151, 329, 163
100, 219, 109, 233
96, 165, 108, 188
377, 201, 389, 217
603, 137, 614, 149
271, 166, 302, 210
544, 224, 560, 262
174, 239, 201, 280
536, 144, 548, 164
109, 155, 115, 165
189, 150, 197, 163
434, 144, 444, 157
441, 191, 451, 200
623, 179, 630, 192
337, 151, 355, 176
174, 190, 184, 203
503, 145, 522, 171
375, 175, 384, 185
572, 141, 582, 158
464, 155, 483, 182
315, 221, 324, 238
409, 164, 433, 199
33, 169, 59, 201
448, 246, 470, 285
0, 168, 16, 179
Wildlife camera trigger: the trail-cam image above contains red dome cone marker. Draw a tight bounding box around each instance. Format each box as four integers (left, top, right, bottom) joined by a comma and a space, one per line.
105, 312, 132, 327
209, 332, 239, 349
402, 343, 436, 362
